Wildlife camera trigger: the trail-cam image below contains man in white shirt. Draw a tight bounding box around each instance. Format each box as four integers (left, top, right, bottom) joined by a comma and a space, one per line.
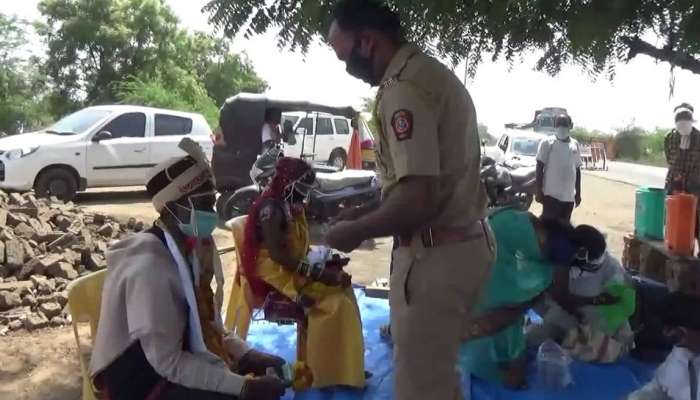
628, 293, 700, 400
90, 139, 287, 400
536, 114, 583, 222
261, 108, 282, 154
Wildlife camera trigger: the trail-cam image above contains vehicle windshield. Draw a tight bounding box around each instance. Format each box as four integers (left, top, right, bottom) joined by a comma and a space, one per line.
511, 137, 542, 156
46, 108, 113, 135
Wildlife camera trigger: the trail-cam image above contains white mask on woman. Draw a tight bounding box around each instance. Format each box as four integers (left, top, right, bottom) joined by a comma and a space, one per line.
677, 120, 693, 136
676, 120, 694, 149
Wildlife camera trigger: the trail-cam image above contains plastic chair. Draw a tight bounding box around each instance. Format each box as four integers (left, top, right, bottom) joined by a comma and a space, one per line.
67, 269, 107, 400
224, 216, 308, 362
224, 216, 262, 339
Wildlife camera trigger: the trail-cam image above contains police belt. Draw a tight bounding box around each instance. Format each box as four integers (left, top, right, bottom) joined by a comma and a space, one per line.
398, 220, 487, 248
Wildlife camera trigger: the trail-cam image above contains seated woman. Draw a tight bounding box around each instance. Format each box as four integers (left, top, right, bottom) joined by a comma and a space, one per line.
241, 157, 366, 389
528, 225, 635, 363
459, 208, 577, 389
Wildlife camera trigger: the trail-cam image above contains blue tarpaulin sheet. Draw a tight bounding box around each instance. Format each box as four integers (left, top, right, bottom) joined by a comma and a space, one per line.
245, 289, 657, 400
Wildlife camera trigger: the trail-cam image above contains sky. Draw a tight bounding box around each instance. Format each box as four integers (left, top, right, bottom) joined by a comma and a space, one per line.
5, 0, 700, 137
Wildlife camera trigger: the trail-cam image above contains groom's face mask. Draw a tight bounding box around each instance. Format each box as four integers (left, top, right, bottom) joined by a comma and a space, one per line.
169, 191, 218, 239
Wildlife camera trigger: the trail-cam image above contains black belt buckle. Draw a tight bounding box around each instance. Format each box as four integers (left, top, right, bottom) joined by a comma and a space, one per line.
421, 228, 434, 248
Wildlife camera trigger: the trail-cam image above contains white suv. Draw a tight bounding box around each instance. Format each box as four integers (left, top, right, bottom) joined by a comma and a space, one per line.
281, 112, 353, 169
0, 105, 213, 200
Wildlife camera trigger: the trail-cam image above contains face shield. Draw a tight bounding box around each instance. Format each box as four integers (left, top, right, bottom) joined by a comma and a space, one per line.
284, 169, 317, 204
571, 247, 606, 275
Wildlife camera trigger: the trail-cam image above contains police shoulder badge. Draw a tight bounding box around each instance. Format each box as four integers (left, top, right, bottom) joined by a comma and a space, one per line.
391, 109, 413, 141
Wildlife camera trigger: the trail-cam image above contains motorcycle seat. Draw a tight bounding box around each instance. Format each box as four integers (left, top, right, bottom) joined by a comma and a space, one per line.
316, 170, 376, 192
509, 168, 536, 182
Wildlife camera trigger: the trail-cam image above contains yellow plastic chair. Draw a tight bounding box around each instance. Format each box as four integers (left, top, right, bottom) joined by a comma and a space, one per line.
224, 216, 261, 339
67, 269, 107, 400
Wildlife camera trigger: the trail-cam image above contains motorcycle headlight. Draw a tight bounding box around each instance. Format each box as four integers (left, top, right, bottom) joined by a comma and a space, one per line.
6, 146, 39, 160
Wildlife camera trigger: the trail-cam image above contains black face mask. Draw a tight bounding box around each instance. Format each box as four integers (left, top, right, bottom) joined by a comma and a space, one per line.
345, 39, 377, 85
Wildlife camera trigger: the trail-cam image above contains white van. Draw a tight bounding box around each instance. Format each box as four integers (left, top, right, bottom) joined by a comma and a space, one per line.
0, 105, 213, 200
281, 112, 353, 169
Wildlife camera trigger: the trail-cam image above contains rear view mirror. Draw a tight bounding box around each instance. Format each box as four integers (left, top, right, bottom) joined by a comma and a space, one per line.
92, 131, 113, 142
295, 127, 308, 136
481, 139, 486, 147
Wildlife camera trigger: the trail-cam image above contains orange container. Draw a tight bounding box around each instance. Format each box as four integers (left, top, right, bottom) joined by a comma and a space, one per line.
665, 193, 698, 256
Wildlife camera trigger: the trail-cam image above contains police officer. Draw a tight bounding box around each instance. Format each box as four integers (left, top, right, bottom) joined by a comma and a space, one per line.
325, 1, 494, 398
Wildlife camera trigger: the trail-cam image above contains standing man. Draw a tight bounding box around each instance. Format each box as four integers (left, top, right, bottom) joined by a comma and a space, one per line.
665, 103, 700, 255
536, 114, 582, 222
325, 1, 494, 398
261, 108, 282, 154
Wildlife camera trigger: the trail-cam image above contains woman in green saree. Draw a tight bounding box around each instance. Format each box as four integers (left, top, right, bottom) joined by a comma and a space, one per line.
458, 208, 577, 389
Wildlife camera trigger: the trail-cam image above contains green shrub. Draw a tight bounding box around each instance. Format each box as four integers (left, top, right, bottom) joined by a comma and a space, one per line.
571, 127, 612, 144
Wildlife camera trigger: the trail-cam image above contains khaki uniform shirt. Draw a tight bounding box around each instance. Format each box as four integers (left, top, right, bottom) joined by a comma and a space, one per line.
373, 44, 487, 228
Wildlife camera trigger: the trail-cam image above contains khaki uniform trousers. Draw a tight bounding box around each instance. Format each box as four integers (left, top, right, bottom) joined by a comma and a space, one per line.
390, 234, 494, 400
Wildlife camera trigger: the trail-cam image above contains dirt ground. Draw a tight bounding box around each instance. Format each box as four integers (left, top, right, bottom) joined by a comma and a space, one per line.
0, 173, 635, 400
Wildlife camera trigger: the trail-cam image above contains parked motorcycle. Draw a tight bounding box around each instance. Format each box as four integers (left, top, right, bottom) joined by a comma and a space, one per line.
216, 146, 381, 222
480, 155, 536, 211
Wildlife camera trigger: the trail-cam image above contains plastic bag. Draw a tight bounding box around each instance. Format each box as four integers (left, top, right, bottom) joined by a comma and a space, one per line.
535, 339, 572, 391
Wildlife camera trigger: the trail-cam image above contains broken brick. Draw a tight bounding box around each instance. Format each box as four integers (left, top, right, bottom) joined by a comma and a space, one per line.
48, 233, 76, 251
4, 239, 25, 269
46, 262, 77, 280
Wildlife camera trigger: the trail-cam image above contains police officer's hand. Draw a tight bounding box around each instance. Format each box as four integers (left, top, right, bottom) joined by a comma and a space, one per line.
240, 376, 287, 400
325, 221, 363, 253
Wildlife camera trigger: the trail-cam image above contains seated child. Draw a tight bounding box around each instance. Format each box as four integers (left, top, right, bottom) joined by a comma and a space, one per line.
527, 224, 635, 363
627, 292, 700, 400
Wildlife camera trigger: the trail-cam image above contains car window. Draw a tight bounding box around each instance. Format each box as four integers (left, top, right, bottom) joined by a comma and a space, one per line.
334, 118, 350, 135
511, 138, 541, 156
48, 108, 113, 135
155, 114, 193, 136
498, 135, 508, 151
316, 117, 333, 135
538, 116, 554, 128
282, 115, 299, 127
101, 112, 146, 138
298, 117, 313, 134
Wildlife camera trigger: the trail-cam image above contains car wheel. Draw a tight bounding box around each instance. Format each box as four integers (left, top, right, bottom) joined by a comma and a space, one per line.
34, 168, 78, 201
329, 149, 347, 170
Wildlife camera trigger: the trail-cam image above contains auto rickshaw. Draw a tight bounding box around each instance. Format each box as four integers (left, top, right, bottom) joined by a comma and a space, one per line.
214, 93, 379, 222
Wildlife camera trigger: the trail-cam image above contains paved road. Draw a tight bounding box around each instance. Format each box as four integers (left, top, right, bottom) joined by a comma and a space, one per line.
584, 161, 666, 188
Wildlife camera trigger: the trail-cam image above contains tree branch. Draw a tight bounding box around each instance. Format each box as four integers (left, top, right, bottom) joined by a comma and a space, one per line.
625, 36, 700, 74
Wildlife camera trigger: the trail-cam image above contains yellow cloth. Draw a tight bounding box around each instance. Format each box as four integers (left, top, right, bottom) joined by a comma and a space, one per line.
256, 212, 366, 389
